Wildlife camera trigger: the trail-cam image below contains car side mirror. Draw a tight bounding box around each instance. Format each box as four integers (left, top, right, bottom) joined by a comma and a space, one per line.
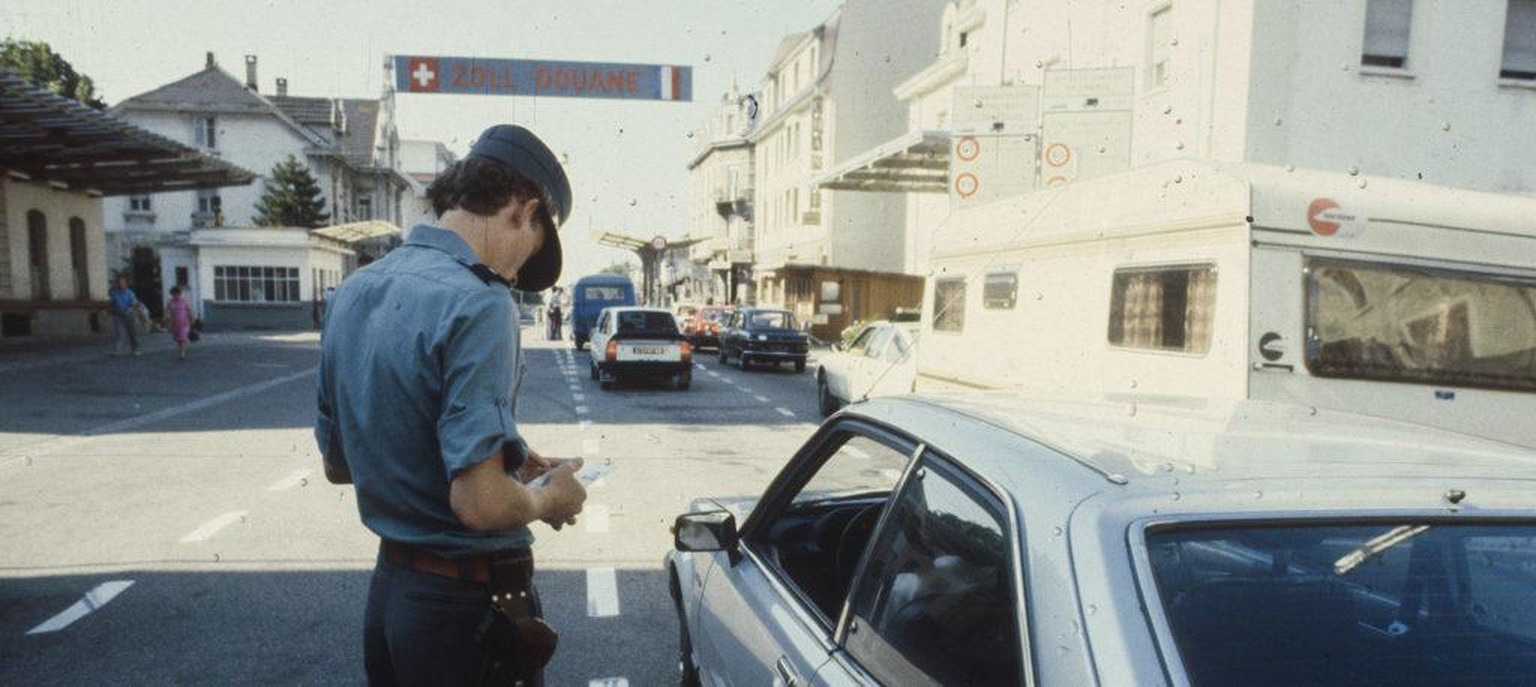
673, 510, 741, 565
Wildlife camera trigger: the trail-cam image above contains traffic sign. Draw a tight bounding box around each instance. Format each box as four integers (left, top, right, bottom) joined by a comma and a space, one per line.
393, 55, 692, 102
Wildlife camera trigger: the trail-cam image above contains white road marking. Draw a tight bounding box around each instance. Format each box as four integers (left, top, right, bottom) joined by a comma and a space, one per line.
705, 370, 719, 377
575, 405, 590, 415
584, 505, 611, 533
178, 511, 247, 544
775, 407, 796, 417
1, 368, 315, 468
578, 420, 593, 430
266, 469, 312, 492
738, 387, 755, 394
589, 679, 629, 687
572, 392, 586, 402
26, 580, 135, 635
753, 395, 770, 403
582, 438, 601, 456
586, 567, 620, 617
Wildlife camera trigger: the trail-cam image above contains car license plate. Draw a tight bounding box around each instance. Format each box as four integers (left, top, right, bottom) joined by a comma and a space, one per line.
619, 345, 677, 361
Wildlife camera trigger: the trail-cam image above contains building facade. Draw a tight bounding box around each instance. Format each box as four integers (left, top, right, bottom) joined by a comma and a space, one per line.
104, 53, 411, 329
686, 82, 757, 306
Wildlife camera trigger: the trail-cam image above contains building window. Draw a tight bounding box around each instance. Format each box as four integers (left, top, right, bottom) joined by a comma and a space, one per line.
983, 270, 1018, 310
1148, 5, 1173, 88
196, 189, 223, 227
194, 116, 217, 149
1503, 0, 1536, 80
27, 210, 50, 300
1362, 0, 1413, 69
69, 217, 89, 300
357, 197, 373, 220
213, 266, 300, 303
1108, 264, 1217, 354
128, 195, 152, 212
933, 278, 966, 333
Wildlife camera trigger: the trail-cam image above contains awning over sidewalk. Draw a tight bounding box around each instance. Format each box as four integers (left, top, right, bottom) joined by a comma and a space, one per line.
311, 220, 402, 244
815, 129, 949, 194
0, 69, 256, 196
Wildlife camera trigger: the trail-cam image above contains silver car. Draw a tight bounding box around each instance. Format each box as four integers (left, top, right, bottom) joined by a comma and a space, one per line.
666, 393, 1536, 685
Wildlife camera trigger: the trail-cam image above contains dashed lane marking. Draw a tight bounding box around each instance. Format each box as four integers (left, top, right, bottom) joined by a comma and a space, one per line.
575, 405, 590, 415
589, 679, 629, 687
178, 511, 247, 544
584, 505, 611, 533
25, 580, 135, 635
266, 469, 312, 492
586, 567, 620, 617
572, 393, 587, 402
754, 395, 770, 403
775, 407, 796, 417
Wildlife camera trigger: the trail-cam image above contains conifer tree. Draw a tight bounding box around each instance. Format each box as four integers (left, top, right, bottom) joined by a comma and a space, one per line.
253, 155, 330, 227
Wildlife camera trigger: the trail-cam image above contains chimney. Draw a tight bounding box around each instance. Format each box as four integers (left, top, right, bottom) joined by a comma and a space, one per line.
276, 77, 288, 97
244, 55, 258, 91
206, 51, 216, 69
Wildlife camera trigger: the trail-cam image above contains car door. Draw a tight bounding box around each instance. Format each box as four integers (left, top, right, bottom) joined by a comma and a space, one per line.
693, 421, 920, 686
867, 327, 917, 398
724, 312, 744, 356
828, 326, 877, 402
852, 326, 895, 402
590, 308, 612, 357
818, 449, 1027, 686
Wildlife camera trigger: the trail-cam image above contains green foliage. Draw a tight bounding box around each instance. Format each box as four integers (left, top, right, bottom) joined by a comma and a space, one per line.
253, 155, 330, 228
0, 39, 106, 109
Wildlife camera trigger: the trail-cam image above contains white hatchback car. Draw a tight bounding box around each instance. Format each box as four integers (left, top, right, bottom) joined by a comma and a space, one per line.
587, 306, 693, 390
816, 321, 920, 416
667, 393, 1536, 686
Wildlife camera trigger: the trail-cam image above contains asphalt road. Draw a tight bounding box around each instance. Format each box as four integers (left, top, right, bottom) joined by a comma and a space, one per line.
0, 327, 824, 685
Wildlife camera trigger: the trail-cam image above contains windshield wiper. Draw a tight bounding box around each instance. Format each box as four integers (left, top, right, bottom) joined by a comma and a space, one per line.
1334, 524, 1430, 575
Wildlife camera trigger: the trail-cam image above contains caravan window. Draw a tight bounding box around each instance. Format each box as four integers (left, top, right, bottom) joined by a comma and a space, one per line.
1107, 265, 1216, 354
933, 279, 966, 333
983, 271, 1018, 310
1305, 259, 1536, 392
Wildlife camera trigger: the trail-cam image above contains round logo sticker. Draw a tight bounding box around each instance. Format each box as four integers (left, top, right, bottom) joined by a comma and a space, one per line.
955, 136, 980, 162
1044, 143, 1072, 168
954, 172, 979, 198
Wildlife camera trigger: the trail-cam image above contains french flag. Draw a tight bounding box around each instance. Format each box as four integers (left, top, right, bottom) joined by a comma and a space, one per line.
660, 65, 691, 102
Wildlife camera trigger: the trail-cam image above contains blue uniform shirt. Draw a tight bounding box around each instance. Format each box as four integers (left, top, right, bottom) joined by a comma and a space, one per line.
316, 225, 531, 557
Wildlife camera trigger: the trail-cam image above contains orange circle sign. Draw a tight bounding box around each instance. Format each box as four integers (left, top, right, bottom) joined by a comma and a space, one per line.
954, 172, 979, 198
955, 136, 980, 161
1044, 143, 1072, 168
1308, 197, 1341, 236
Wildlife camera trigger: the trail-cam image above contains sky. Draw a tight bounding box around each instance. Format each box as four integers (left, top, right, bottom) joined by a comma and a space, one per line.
0, 0, 843, 282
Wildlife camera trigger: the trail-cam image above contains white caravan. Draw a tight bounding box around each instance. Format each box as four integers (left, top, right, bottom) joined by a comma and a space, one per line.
916, 159, 1536, 448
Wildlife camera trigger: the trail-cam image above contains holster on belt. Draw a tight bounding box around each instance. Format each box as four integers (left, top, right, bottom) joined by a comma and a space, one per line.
479, 550, 557, 686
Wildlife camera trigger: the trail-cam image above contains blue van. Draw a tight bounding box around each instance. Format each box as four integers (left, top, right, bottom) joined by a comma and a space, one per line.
570, 274, 636, 349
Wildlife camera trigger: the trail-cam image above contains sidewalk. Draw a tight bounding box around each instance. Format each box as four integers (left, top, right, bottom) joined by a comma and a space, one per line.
0, 329, 319, 375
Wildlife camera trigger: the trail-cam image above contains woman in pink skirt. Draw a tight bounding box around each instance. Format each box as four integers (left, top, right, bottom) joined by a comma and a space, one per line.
165, 286, 194, 360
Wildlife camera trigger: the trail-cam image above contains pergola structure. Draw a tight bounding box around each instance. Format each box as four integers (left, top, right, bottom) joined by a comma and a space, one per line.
0, 69, 256, 195
814, 129, 950, 194
593, 229, 705, 306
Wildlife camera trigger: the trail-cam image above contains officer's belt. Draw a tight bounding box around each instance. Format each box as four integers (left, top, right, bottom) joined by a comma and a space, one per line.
380, 539, 532, 587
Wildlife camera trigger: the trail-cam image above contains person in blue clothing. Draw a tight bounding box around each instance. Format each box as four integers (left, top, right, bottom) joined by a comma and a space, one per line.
316, 124, 587, 686
108, 275, 141, 356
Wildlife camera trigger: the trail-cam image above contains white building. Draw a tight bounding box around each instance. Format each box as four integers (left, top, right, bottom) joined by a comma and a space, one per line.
824, 0, 1536, 281
749, 0, 947, 337
104, 53, 410, 329
400, 139, 457, 228
685, 81, 756, 305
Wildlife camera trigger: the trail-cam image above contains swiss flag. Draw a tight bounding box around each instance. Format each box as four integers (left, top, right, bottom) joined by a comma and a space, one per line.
406, 57, 440, 93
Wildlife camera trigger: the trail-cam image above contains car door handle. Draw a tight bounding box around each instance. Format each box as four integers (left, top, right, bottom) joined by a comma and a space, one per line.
775, 656, 801, 687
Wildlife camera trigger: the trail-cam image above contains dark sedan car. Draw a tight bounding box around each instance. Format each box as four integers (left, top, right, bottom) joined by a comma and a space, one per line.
718, 307, 809, 373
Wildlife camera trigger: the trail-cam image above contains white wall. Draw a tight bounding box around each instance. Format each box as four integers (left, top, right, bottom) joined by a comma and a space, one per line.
3, 179, 107, 301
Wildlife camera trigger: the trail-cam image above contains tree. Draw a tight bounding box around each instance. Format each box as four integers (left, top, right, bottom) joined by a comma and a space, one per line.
253, 155, 330, 228
0, 39, 106, 109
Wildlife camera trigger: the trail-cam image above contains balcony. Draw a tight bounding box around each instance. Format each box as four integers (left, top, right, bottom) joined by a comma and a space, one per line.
714, 188, 754, 220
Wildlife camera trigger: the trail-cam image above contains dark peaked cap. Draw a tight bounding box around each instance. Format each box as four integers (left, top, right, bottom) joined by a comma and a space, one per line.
468, 124, 572, 291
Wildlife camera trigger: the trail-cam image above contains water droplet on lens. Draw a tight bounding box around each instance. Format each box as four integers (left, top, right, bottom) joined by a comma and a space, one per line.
1070, 619, 1082, 635
1341, 62, 1351, 71
1171, 492, 1182, 501
1175, 141, 1185, 151
1174, 174, 1184, 183
1126, 403, 1138, 416
1308, 406, 1319, 416
1357, 179, 1368, 189
1347, 165, 1359, 176
1129, 379, 1138, 389
1285, 164, 1295, 172
1440, 122, 1451, 132
1254, 490, 1264, 500
972, 98, 984, 108
1087, 604, 1099, 615
1163, 105, 1173, 115
884, 55, 891, 63
1274, 116, 1283, 126
212, 553, 221, 562
628, 198, 638, 207
686, 131, 695, 139
300, 478, 308, 487
1170, 37, 1179, 46
1097, 145, 1107, 154
1035, 60, 1044, 69
703, 54, 712, 63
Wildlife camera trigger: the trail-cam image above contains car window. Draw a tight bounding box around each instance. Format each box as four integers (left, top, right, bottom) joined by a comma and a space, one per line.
883, 329, 913, 363
864, 327, 895, 360
1145, 522, 1536, 686
615, 310, 678, 334
843, 456, 1022, 686
595, 311, 609, 333
753, 429, 914, 625
847, 326, 878, 355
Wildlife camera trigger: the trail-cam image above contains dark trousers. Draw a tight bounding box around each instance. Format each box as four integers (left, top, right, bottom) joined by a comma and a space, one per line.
364, 556, 545, 686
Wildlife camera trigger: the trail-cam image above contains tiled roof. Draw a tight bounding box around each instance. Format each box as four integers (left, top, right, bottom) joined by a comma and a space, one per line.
114, 66, 272, 114
269, 95, 332, 125
339, 99, 381, 168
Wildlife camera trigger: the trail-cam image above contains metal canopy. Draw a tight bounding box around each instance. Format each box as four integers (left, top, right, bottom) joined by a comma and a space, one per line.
312, 220, 402, 244
815, 129, 950, 194
0, 69, 257, 196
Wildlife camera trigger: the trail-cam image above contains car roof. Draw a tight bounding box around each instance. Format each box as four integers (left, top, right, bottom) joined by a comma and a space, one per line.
602, 306, 672, 315
849, 392, 1536, 488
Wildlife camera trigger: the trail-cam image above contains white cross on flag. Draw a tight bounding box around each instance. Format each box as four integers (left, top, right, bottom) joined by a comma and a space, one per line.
407, 57, 439, 93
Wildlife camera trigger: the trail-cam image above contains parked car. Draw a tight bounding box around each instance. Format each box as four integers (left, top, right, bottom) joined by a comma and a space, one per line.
666, 393, 1536, 686
718, 307, 809, 372
816, 320, 920, 416
588, 306, 692, 390
571, 274, 636, 350
683, 305, 734, 350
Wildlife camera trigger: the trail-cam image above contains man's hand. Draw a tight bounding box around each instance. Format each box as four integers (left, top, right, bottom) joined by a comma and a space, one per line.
516, 447, 581, 484
530, 456, 586, 530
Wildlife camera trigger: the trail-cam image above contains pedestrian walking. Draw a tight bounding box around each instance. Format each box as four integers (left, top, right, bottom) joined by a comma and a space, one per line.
547, 300, 563, 341
108, 275, 141, 356
316, 124, 585, 686
165, 286, 194, 360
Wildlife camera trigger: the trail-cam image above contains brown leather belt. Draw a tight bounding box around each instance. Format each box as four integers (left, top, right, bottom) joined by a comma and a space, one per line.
380, 540, 531, 585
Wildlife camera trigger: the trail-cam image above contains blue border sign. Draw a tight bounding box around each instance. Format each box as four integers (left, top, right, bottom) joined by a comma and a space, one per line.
394, 55, 692, 102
